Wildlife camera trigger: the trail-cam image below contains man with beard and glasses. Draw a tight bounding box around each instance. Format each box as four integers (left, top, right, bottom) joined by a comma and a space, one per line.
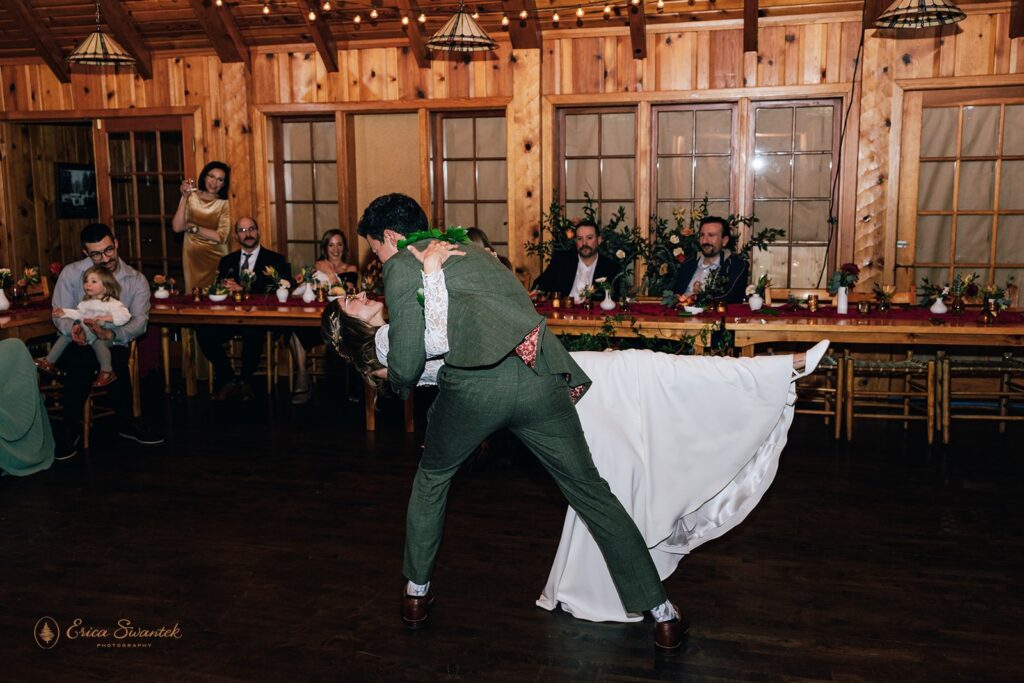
529, 220, 620, 303
196, 217, 291, 401
49, 223, 164, 461
672, 216, 749, 305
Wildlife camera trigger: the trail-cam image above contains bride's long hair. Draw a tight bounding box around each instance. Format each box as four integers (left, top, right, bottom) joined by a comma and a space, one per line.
319, 299, 390, 396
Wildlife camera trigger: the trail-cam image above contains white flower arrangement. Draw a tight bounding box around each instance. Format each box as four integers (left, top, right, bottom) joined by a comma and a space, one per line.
672, 247, 683, 257
669, 234, 680, 245
615, 249, 626, 259
278, 278, 291, 290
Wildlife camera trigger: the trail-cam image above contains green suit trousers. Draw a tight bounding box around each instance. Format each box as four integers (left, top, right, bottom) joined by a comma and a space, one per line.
403, 354, 668, 614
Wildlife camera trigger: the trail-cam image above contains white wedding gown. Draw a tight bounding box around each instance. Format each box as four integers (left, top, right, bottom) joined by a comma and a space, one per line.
376, 269, 798, 623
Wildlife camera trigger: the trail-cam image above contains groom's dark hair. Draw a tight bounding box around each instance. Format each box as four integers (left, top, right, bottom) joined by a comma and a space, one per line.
357, 193, 428, 241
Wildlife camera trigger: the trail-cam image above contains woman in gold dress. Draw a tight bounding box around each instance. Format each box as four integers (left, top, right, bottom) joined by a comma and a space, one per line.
172, 161, 231, 290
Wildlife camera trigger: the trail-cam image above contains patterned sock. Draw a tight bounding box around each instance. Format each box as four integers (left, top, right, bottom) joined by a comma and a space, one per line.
650, 600, 678, 623
405, 580, 430, 597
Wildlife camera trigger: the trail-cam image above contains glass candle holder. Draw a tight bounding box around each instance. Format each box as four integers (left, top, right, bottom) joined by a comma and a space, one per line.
806, 295, 819, 312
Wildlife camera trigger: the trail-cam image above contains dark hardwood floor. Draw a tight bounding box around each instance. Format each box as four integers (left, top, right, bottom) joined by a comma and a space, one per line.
3, 377, 1023, 682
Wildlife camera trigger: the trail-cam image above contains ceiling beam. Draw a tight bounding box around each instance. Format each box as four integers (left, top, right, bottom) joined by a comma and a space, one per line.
628, 2, 647, 60
501, 0, 541, 50
296, 0, 338, 72
1, 0, 70, 82
1012, 0, 1023, 39
187, 0, 249, 70
394, 0, 431, 68
97, 0, 153, 79
863, 0, 889, 27
743, 0, 758, 53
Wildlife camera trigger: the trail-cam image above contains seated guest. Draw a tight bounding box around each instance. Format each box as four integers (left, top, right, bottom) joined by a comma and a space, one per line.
672, 216, 749, 305
313, 229, 359, 291
529, 220, 619, 301
49, 223, 163, 460
467, 227, 513, 271
0, 339, 54, 476
197, 217, 291, 401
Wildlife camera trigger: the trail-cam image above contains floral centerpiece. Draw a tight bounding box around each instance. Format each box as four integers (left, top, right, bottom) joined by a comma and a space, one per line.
151, 274, 175, 298
238, 268, 256, 294
827, 263, 860, 294
262, 266, 286, 293
49, 261, 63, 280
746, 273, 771, 299
205, 280, 229, 296
980, 277, 1014, 311
873, 283, 896, 311
294, 265, 318, 288
949, 272, 980, 299
0, 267, 11, 289
19, 266, 41, 287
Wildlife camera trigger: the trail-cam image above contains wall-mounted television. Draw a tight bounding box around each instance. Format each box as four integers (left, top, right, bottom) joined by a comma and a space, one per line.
55, 163, 98, 219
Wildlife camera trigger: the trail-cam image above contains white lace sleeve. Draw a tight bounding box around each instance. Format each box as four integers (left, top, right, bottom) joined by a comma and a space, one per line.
422, 269, 449, 357
375, 323, 443, 387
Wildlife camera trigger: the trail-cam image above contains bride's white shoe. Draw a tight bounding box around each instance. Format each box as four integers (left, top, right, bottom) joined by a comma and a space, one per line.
793, 339, 831, 380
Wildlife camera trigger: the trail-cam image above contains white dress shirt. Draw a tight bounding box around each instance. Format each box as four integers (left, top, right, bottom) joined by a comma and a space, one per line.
568, 257, 599, 303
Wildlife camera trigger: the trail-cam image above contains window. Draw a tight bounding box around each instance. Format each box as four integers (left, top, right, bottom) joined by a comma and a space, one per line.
652, 104, 735, 222
903, 100, 1024, 291
104, 118, 187, 278
748, 101, 840, 288
431, 112, 509, 255
270, 118, 339, 268
559, 108, 636, 227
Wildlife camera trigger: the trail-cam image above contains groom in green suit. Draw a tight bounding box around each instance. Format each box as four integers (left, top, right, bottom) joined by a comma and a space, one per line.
357, 193, 685, 649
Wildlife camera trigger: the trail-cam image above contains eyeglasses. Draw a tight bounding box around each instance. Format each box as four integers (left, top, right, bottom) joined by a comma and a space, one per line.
86, 245, 116, 260
236, 227, 258, 234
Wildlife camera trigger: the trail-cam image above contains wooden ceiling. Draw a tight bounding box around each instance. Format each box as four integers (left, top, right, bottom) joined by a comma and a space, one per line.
0, 0, 1010, 76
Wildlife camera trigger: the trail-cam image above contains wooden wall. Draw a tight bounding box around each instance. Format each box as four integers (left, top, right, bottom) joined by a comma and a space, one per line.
2, 8, 1024, 286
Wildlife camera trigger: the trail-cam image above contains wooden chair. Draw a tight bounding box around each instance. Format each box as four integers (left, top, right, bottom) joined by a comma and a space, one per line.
940, 352, 1024, 443
844, 351, 936, 443
206, 331, 277, 395
41, 340, 141, 449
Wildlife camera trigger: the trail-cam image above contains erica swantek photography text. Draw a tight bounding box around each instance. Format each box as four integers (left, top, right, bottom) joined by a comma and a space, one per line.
35, 616, 182, 650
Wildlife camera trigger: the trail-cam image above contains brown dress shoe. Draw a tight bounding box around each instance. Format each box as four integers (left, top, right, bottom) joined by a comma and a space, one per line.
401, 591, 433, 630
654, 605, 689, 650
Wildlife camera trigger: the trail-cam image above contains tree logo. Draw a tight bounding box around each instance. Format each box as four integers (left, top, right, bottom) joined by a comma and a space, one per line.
34, 617, 60, 649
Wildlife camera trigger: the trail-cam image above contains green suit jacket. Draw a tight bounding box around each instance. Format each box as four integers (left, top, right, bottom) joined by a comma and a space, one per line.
383, 240, 591, 399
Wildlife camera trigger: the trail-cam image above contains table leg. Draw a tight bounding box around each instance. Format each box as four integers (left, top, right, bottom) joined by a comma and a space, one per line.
161, 327, 171, 394
365, 384, 376, 431
182, 328, 197, 397
404, 392, 415, 433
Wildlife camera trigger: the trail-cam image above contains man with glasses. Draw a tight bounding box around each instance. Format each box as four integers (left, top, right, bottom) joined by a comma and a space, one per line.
196, 217, 290, 401
50, 223, 164, 460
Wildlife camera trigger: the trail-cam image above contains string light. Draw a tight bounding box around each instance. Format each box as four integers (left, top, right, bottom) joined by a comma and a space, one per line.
262, 3, 270, 14
552, 10, 560, 22
657, 0, 665, 8
214, 0, 222, 6
418, 12, 426, 23
401, 15, 409, 25
501, 14, 510, 26
604, 5, 612, 16
369, 7, 378, 19
519, 9, 528, 19
308, 9, 316, 20
472, 10, 480, 20
353, 14, 361, 23
576, 6, 585, 17
631, 0, 640, 6
322, 0, 330, 9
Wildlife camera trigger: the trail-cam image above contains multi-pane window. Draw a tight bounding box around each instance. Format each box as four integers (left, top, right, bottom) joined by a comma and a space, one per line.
652, 104, 734, 222
270, 119, 339, 268
910, 103, 1024, 291
107, 123, 185, 279
560, 108, 636, 227
749, 101, 839, 288
431, 113, 509, 255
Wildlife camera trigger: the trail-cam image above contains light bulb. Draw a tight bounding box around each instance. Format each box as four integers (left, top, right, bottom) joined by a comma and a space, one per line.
401, 15, 409, 25
472, 11, 479, 19
552, 11, 559, 22
501, 15, 510, 26
631, 0, 640, 6
370, 7, 378, 19
262, 3, 270, 14
656, 0, 664, 8
353, 14, 361, 23
519, 9, 528, 19
418, 12, 426, 23
214, 0, 222, 7
604, 5, 612, 15
308, 9, 316, 20
576, 6, 585, 17
322, 0, 330, 9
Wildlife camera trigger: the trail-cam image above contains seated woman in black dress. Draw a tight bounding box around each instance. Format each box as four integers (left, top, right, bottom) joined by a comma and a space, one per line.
289, 229, 360, 404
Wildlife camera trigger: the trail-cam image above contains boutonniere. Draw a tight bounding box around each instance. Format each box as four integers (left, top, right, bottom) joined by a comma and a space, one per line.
397, 226, 471, 250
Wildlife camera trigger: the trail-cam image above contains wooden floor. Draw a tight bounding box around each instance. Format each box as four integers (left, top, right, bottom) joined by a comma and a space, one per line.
3, 377, 1023, 682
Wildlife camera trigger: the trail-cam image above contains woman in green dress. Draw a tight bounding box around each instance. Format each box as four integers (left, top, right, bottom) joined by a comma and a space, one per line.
172, 161, 232, 290
0, 338, 54, 476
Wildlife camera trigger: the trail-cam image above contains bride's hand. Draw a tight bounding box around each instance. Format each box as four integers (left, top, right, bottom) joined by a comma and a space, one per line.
408, 241, 465, 274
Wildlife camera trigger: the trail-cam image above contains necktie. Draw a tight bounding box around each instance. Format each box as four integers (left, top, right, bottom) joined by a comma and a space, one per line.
241, 253, 251, 272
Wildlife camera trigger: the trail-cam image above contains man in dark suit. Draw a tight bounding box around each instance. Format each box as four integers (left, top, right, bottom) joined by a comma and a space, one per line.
196, 216, 291, 400
672, 216, 749, 304
530, 220, 620, 301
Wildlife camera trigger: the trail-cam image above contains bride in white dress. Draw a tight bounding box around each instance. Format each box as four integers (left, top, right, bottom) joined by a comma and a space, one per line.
322, 242, 828, 623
